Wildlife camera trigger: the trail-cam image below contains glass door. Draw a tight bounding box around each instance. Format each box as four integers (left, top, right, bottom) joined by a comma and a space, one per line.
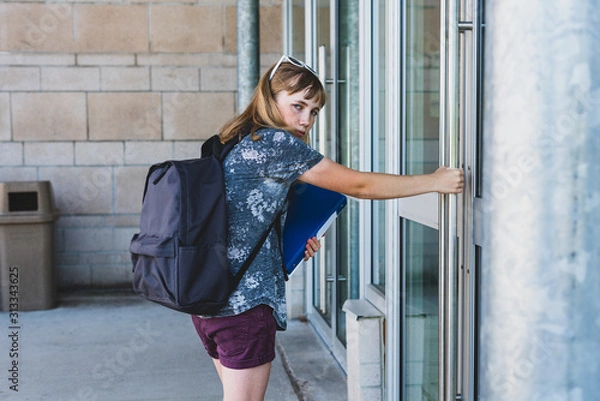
307, 0, 361, 364
311, 0, 334, 334
399, 0, 483, 399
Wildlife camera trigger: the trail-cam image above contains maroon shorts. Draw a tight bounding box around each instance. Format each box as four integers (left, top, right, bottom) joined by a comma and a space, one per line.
191, 304, 277, 370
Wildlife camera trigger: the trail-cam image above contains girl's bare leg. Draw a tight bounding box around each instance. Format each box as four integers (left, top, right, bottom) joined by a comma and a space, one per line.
212, 358, 271, 401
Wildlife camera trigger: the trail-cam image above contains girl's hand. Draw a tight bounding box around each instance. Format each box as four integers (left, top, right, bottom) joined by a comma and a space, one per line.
303, 236, 322, 261
432, 167, 465, 194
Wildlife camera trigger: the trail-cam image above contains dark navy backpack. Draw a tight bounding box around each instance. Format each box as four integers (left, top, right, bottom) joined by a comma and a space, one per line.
129, 135, 282, 314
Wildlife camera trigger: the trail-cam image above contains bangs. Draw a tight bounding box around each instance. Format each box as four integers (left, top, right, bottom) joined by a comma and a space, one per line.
277, 66, 327, 108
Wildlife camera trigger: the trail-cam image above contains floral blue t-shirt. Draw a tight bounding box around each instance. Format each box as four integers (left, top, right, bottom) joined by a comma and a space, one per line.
206, 128, 323, 330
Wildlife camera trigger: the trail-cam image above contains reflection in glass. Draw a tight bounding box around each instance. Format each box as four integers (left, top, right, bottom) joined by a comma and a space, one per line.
403, 220, 439, 401
290, 0, 305, 59
406, 1, 440, 175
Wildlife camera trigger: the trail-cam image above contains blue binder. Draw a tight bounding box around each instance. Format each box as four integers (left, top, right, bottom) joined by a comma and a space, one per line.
282, 182, 347, 274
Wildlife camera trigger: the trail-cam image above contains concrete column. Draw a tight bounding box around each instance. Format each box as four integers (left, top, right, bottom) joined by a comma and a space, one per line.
343, 300, 384, 401
480, 1, 600, 400
237, 0, 259, 110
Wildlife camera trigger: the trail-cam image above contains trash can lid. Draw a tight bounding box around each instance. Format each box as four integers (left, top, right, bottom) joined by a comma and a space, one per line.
0, 181, 57, 216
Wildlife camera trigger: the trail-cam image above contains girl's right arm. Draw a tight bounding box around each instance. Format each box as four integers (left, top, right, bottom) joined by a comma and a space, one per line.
298, 157, 464, 199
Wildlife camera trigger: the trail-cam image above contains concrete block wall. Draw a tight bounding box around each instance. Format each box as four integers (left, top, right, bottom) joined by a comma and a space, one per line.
0, 0, 283, 290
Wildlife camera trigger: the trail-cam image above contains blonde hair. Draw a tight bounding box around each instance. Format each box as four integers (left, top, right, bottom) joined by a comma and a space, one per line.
219, 61, 326, 144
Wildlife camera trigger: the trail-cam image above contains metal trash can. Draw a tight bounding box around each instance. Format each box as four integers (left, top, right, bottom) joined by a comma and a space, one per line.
0, 181, 58, 311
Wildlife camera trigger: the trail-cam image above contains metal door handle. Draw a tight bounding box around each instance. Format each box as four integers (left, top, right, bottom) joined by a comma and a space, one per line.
439, 0, 459, 400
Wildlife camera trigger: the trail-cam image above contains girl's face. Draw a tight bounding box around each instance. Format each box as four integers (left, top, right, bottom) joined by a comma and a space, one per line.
275, 89, 321, 139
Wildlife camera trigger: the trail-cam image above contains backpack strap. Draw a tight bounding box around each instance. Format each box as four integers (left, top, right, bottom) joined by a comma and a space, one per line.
201, 134, 240, 161
232, 208, 286, 288
273, 212, 289, 281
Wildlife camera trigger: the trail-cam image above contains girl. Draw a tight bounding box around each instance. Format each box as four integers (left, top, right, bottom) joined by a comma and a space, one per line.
192, 55, 464, 401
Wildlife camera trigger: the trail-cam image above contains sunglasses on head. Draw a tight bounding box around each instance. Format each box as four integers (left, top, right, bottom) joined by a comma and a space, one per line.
269, 55, 319, 81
